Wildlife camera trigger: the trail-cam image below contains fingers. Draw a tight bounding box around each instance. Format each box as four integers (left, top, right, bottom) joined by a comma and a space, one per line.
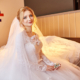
47, 68, 54, 71
47, 66, 55, 71
46, 63, 61, 71
48, 67, 54, 71
55, 66, 60, 70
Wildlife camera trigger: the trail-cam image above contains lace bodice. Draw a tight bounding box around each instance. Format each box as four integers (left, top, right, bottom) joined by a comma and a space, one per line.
23, 30, 42, 53
22, 30, 55, 71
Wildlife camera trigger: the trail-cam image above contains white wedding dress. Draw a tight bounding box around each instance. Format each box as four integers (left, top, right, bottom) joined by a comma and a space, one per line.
0, 17, 80, 80
40, 36, 80, 64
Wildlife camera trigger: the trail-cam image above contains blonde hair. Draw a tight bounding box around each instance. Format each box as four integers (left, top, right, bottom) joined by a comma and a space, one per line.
17, 6, 37, 28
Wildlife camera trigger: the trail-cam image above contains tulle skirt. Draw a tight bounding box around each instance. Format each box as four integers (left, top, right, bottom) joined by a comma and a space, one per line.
40, 36, 80, 64
0, 36, 80, 80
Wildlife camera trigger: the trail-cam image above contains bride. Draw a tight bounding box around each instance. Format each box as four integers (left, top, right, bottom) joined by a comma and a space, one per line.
0, 6, 80, 80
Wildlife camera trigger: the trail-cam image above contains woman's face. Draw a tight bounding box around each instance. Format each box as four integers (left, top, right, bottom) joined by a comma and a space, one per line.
22, 10, 34, 27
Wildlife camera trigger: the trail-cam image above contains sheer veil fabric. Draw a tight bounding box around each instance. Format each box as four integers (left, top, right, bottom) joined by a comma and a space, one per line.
0, 17, 29, 79
0, 17, 80, 80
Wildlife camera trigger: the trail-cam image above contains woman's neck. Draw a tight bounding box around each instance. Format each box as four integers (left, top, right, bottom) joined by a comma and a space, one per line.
24, 26, 33, 37
25, 26, 32, 33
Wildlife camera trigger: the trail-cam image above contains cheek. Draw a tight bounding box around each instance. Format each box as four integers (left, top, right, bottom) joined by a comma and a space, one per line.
22, 19, 27, 24
22, 20, 26, 26
24, 19, 27, 23
31, 17, 34, 22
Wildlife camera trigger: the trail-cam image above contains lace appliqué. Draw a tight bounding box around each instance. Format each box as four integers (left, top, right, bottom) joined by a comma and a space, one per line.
38, 64, 47, 71
30, 34, 41, 46
29, 62, 47, 72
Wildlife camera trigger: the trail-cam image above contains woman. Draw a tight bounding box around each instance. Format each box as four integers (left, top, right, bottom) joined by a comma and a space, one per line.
0, 6, 80, 80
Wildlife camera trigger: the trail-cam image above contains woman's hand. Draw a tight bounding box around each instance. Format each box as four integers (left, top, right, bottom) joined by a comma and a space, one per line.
54, 63, 61, 70
46, 63, 61, 71
46, 65, 55, 71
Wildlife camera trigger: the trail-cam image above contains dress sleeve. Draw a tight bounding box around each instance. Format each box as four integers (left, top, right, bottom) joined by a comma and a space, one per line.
38, 50, 55, 66
42, 54, 55, 66
29, 58, 47, 72
36, 50, 55, 72
36, 53, 55, 72
37, 63, 47, 71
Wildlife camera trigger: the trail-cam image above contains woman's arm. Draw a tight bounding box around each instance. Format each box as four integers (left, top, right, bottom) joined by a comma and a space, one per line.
38, 49, 54, 65
35, 33, 61, 71
38, 49, 61, 71
38, 50, 43, 63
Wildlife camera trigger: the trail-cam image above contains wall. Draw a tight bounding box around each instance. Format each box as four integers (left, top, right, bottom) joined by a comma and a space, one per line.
37, 10, 80, 37
24, 0, 74, 16
0, 0, 24, 47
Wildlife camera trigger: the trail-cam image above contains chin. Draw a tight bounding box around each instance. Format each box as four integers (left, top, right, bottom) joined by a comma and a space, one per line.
28, 25, 32, 27
28, 24, 33, 27
25, 23, 33, 27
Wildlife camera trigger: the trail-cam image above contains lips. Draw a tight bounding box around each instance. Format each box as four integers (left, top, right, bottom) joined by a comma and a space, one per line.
29, 21, 32, 23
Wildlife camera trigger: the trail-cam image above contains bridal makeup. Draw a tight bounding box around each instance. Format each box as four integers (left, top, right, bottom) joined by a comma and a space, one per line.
22, 10, 34, 27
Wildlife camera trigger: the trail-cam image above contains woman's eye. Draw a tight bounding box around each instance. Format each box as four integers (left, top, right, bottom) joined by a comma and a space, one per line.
23, 17, 26, 19
30, 15, 33, 17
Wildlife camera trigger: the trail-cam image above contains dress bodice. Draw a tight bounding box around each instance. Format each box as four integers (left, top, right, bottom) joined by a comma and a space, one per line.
22, 30, 55, 72
22, 30, 42, 63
